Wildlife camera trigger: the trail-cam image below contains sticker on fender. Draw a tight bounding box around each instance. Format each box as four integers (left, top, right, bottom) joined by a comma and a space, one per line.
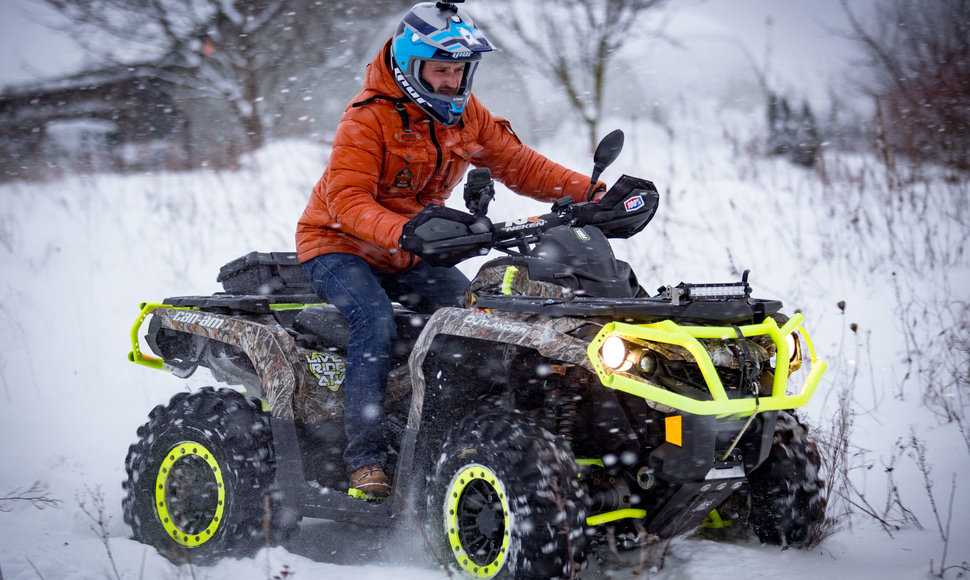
306, 352, 345, 392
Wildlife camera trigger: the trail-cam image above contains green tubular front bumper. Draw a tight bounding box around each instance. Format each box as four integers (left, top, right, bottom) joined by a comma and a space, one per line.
586, 312, 826, 416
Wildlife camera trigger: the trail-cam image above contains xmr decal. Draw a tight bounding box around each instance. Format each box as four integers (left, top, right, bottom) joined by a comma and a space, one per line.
572, 228, 591, 241
305, 352, 345, 392
624, 195, 645, 212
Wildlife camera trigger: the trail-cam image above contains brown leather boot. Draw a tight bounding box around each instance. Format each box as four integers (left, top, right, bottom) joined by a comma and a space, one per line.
349, 464, 391, 500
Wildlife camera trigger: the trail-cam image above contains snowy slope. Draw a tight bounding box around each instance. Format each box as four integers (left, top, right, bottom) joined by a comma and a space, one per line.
1, 103, 968, 579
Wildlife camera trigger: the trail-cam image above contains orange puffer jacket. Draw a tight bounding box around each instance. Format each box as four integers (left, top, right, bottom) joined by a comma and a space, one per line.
296, 40, 599, 273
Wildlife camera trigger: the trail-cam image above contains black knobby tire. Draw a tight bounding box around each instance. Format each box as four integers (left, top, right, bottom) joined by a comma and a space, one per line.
427, 410, 588, 579
122, 387, 293, 564
746, 410, 826, 547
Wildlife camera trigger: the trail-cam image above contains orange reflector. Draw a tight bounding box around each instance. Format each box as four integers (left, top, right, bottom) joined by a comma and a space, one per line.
665, 415, 683, 446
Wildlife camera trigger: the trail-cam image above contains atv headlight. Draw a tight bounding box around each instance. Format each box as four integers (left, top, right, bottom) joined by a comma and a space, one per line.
601, 335, 630, 371
786, 332, 803, 373
636, 351, 656, 376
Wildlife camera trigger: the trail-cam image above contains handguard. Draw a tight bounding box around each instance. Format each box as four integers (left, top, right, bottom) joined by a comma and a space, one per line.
399, 204, 494, 267
573, 175, 659, 239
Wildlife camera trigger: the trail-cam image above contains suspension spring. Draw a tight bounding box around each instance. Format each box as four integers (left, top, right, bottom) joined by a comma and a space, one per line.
549, 370, 582, 441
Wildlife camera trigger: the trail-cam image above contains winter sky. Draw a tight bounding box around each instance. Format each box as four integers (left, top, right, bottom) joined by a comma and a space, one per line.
0, 0, 878, 99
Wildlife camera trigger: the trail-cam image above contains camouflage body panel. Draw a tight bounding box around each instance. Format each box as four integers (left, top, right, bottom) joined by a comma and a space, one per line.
152, 308, 344, 422
464, 263, 568, 307
385, 364, 413, 403
407, 306, 595, 429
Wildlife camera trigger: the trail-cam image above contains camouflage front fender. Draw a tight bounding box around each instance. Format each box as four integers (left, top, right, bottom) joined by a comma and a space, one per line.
406, 307, 594, 429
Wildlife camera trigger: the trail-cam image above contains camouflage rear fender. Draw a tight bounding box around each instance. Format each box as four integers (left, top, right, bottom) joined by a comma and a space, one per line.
407, 307, 594, 429
150, 307, 344, 421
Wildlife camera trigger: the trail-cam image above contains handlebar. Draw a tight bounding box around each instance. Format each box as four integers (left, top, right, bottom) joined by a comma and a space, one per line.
399, 174, 659, 267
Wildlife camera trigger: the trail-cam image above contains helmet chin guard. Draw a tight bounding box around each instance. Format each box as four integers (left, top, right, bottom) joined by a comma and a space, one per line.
391, 2, 494, 125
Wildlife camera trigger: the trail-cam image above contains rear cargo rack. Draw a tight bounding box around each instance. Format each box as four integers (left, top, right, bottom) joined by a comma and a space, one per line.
217, 251, 315, 296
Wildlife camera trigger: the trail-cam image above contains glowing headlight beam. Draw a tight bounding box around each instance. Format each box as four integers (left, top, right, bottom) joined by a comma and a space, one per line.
785, 333, 798, 361
601, 335, 628, 370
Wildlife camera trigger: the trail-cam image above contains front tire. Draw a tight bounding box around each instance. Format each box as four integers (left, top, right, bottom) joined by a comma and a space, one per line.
745, 410, 826, 546
427, 410, 588, 579
122, 387, 292, 564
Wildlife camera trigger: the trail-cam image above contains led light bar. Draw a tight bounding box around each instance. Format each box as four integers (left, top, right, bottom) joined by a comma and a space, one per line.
685, 282, 749, 300
661, 270, 754, 304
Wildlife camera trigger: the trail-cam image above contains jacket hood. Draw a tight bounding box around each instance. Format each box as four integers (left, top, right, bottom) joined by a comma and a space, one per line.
364, 40, 408, 99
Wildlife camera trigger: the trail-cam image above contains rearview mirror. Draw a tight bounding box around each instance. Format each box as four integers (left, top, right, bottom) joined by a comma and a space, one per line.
587, 129, 624, 200
594, 129, 624, 170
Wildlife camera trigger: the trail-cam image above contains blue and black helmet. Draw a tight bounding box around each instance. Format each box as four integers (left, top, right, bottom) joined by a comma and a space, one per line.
391, 1, 495, 125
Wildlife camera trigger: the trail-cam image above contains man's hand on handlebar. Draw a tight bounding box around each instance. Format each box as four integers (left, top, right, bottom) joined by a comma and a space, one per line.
591, 183, 607, 202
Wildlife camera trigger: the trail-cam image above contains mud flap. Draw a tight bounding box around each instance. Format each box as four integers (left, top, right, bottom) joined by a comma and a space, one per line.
271, 417, 307, 514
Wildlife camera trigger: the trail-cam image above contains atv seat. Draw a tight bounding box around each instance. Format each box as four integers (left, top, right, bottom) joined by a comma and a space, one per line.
292, 304, 430, 361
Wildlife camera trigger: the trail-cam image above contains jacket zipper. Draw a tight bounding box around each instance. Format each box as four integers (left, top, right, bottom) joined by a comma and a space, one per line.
417, 121, 443, 207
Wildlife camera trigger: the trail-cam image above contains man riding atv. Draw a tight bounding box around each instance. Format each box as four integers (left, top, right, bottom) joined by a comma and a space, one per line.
296, 0, 606, 499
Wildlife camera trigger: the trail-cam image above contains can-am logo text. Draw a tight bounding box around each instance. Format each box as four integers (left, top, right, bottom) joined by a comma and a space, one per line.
172, 311, 225, 330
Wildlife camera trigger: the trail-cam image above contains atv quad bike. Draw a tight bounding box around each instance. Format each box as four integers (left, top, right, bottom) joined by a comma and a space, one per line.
124, 130, 827, 577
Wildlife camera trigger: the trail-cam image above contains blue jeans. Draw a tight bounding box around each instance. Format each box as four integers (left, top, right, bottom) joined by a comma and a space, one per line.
302, 253, 470, 473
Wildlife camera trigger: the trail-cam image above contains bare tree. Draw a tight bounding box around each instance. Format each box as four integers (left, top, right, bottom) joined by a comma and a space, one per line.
38, 0, 407, 155
473, 0, 669, 151
842, 0, 970, 171
0, 481, 62, 511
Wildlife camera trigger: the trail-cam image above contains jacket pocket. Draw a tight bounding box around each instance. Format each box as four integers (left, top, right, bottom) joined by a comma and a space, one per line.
382, 143, 430, 195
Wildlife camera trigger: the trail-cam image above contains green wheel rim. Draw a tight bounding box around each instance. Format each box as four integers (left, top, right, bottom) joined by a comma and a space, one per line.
444, 463, 511, 578
154, 441, 226, 548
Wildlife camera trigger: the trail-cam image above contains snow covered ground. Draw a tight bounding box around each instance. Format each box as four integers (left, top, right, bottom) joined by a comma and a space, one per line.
1, 103, 969, 579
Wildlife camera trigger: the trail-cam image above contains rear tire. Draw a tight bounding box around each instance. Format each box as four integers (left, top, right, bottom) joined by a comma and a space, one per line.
122, 387, 296, 564
426, 410, 587, 579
